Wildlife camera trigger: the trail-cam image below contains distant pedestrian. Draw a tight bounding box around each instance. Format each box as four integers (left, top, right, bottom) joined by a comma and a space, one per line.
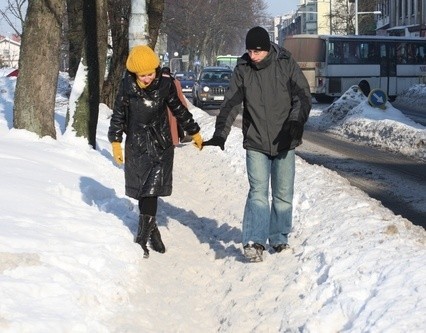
108, 45, 203, 258
203, 26, 312, 262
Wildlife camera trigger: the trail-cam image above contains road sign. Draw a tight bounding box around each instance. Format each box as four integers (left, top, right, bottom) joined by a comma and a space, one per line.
368, 89, 387, 109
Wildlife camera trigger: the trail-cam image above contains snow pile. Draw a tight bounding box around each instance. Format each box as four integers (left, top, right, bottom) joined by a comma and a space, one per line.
309, 85, 426, 160
394, 83, 426, 111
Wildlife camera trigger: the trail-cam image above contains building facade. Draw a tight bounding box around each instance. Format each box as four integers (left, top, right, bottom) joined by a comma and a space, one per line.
376, 0, 426, 36
0, 36, 20, 68
275, 0, 426, 46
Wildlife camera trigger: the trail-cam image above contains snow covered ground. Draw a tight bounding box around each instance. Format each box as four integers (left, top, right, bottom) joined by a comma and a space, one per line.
0, 74, 425, 332
308, 84, 426, 161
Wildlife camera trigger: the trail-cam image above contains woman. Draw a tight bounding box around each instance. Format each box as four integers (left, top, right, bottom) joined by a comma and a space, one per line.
108, 45, 203, 258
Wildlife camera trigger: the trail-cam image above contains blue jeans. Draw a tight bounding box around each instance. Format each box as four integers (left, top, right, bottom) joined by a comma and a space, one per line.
242, 149, 295, 247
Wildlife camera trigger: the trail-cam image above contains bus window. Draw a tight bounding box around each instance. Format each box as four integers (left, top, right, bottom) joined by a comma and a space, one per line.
343, 42, 360, 64
406, 43, 417, 64
396, 44, 407, 64
359, 42, 380, 64
328, 41, 344, 64
388, 43, 397, 76
328, 42, 339, 63
417, 45, 426, 63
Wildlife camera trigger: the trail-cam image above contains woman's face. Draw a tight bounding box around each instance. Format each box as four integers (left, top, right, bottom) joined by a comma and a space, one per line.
136, 72, 156, 86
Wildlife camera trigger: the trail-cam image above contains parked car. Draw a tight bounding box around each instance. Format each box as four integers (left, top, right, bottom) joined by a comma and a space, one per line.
192, 66, 232, 108
174, 71, 195, 98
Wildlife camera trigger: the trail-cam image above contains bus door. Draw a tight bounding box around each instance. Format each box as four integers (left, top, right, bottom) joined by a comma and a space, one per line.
379, 42, 397, 97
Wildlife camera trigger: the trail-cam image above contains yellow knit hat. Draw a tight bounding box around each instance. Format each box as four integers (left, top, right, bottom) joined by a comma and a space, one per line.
126, 45, 160, 75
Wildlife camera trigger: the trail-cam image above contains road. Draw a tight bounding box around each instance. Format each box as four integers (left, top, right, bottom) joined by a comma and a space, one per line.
201, 106, 425, 229
299, 129, 425, 228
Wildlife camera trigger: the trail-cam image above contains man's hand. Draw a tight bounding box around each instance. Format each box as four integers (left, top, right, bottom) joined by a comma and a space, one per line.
202, 136, 225, 151
289, 121, 303, 140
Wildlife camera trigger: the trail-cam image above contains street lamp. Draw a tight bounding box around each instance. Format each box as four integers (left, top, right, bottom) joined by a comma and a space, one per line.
355, 0, 382, 35
170, 52, 181, 74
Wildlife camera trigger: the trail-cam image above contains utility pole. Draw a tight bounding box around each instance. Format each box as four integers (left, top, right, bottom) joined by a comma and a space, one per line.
355, 0, 359, 35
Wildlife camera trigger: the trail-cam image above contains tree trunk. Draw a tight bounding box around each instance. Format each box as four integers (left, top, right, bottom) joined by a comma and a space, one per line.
67, 0, 84, 78
100, 0, 164, 108
97, 0, 108, 92
68, 0, 108, 148
147, 0, 164, 49
13, 0, 65, 139
100, 0, 131, 108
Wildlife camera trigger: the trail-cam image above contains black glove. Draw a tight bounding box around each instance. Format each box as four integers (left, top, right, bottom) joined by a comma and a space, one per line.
289, 121, 304, 140
202, 136, 225, 151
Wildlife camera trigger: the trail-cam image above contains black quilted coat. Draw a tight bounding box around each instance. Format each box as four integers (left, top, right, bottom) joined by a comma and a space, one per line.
108, 70, 200, 199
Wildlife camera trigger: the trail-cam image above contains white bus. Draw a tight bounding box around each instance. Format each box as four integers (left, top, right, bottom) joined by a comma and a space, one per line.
283, 34, 426, 103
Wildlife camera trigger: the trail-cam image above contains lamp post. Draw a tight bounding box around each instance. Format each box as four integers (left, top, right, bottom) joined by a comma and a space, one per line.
170, 51, 182, 74
355, 0, 382, 35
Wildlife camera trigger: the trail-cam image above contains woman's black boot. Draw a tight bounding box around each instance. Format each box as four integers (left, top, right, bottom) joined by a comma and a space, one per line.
150, 225, 166, 253
135, 214, 156, 258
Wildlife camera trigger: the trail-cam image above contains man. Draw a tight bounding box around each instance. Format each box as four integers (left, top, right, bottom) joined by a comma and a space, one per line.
203, 26, 312, 262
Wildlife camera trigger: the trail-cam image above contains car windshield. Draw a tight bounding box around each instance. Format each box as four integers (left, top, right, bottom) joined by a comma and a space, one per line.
175, 72, 195, 81
201, 71, 231, 82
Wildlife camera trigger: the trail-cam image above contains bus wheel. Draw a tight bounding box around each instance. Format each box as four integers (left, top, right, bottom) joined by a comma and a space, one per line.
315, 95, 335, 104
358, 80, 371, 97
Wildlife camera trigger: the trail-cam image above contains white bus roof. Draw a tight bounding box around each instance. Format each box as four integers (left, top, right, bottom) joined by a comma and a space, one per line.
286, 34, 426, 42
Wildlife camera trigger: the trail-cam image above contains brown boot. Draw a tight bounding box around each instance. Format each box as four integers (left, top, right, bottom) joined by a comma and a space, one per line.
135, 214, 156, 258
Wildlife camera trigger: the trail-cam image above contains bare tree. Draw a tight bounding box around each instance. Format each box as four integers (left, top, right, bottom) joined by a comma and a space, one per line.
357, 0, 380, 35
329, 0, 380, 35
162, 0, 267, 68
100, 0, 131, 108
66, 0, 84, 78
13, 0, 65, 138
147, 0, 164, 49
0, 0, 27, 36
68, 0, 108, 148
101, 0, 164, 108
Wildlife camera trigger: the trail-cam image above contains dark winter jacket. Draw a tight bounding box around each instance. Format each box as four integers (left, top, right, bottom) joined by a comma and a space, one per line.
214, 43, 312, 156
108, 70, 200, 199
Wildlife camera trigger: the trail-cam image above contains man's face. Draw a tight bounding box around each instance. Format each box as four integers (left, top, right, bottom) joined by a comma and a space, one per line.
247, 50, 269, 63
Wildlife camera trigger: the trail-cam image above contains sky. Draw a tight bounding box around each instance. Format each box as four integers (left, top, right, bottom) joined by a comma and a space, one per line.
0, 68, 425, 332
0, 0, 23, 36
265, 0, 300, 16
